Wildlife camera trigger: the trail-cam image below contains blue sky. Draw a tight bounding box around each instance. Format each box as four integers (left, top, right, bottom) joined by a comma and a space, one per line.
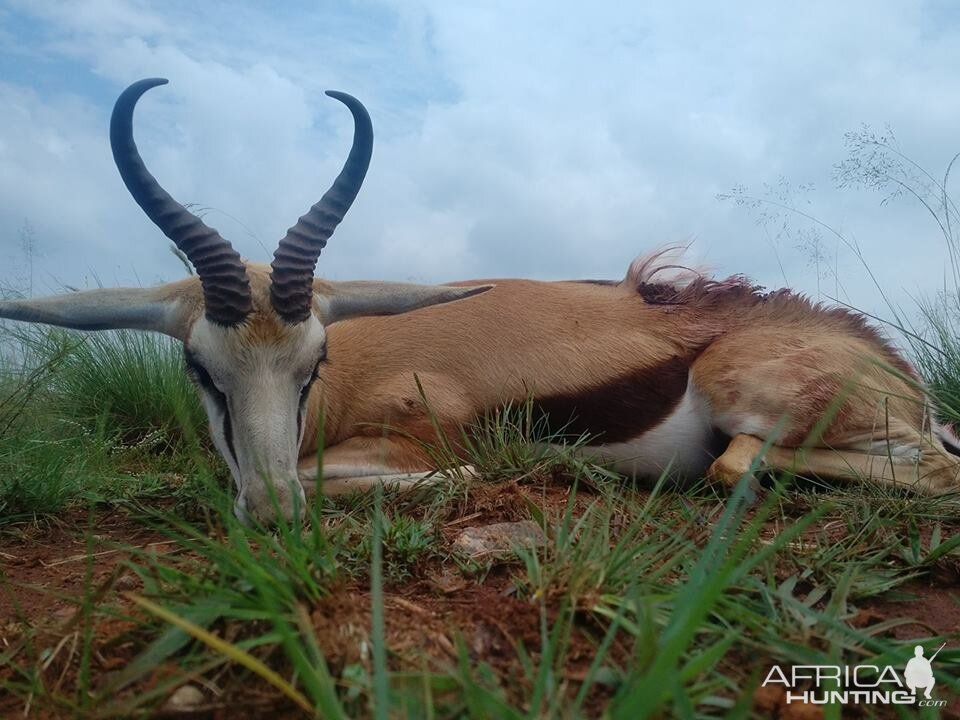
2, 0, 960, 320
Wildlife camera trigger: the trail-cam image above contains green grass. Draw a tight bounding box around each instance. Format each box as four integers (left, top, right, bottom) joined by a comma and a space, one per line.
907, 300, 960, 427
8, 459, 957, 717
0, 324, 220, 520
0, 321, 958, 718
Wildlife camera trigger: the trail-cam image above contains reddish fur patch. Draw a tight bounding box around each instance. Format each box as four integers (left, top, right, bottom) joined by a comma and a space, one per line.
635, 274, 764, 307
633, 273, 918, 382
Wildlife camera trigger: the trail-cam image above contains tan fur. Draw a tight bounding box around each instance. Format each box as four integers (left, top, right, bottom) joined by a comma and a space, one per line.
306, 278, 684, 452
156, 265, 308, 345
299, 258, 959, 493
142, 258, 959, 494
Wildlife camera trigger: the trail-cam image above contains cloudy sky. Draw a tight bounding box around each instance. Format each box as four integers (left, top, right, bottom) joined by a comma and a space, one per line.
2, 0, 959, 321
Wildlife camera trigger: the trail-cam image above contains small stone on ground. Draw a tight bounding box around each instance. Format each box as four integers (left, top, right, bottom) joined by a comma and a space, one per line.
452, 520, 544, 557
165, 684, 205, 711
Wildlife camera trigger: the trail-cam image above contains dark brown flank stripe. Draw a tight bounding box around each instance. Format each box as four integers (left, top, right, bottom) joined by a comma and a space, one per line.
529, 355, 691, 444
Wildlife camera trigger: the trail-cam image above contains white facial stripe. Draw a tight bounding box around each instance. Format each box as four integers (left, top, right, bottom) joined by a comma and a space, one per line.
185, 315, 328, 522
197, 389, 240, 477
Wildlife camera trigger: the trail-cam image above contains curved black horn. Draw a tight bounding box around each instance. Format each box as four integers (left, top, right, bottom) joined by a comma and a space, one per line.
110, 78, 252, 327
269, 91, 373, 324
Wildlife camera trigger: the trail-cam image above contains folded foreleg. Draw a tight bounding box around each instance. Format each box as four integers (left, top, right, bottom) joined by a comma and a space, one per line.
298, 435, 476, 496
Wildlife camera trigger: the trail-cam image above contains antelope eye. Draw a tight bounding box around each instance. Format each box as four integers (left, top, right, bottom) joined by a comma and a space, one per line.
302, 342, 328, 385
184, 352, 226, 401
302, 361, 322, 389
299, 363, 321, 408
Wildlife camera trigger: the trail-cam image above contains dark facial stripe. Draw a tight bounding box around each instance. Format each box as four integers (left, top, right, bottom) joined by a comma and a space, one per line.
184, 350, 239, 467
296, 392, 307, 442
530, 356, 691, 444
221, 406, 239, 467
184, 351, 222, 401
296, 360, 323, 441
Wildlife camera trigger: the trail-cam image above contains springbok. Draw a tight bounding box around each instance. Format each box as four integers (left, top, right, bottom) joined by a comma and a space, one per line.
1, 79, 957, 524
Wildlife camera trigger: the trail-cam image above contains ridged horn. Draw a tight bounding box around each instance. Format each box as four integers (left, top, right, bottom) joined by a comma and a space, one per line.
110, 78, 252, 327
270, 91, 373, 324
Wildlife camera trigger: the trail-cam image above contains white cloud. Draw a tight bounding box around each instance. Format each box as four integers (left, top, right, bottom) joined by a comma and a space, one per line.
2, 0, 960, 321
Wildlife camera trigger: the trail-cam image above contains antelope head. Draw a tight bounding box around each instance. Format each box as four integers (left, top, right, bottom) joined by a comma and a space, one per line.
0, 78, 489, 525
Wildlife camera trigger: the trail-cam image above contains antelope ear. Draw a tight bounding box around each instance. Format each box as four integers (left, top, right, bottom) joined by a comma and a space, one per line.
0, 287, 192, 340
314, 280, 493, 325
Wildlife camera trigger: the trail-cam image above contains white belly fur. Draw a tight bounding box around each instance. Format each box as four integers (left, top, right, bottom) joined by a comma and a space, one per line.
578, 376, 716, 480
